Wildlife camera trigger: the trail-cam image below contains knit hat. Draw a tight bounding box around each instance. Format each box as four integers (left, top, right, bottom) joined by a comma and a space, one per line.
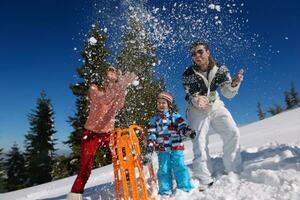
157, 92, 173, 104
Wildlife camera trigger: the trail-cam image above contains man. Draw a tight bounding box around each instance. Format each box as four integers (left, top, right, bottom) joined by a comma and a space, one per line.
68, 66, 137, 200
182, 41, 243, 190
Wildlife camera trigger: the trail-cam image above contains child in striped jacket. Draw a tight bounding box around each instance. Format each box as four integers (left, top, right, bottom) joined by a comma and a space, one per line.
144, 92, 195, 197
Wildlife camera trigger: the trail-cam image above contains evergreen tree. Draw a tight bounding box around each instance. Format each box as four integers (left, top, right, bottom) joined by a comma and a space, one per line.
24, 91, 56, 186
0, 147, 6, 192
284, 91, 293, 110
4, 144, 26, 191
65, 22, 111, 173
256, 102, 266, 120
289, 82, 300, 108
115, 7, 166, 129
51, 155, 70, 180
285, 82, 300, 110
274, 104, 283, 114
268, 104, 283, 116
268, 107, 275, 116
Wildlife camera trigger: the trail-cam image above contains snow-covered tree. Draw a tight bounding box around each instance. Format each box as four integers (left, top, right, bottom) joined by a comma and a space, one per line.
65, 22, 111, 173
116, 7, 166, 129
256, 102, 266, 120
24, 91, 56, 186
4, 144, 26, 191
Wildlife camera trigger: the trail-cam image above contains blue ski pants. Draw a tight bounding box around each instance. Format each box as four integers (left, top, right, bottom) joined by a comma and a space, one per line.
157, 150, 192, 195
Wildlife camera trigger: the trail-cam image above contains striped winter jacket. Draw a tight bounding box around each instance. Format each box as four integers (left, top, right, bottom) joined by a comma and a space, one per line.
147, 110, 187, 152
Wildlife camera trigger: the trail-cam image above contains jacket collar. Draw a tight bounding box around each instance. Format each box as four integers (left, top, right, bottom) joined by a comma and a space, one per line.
192, 64, 218, 87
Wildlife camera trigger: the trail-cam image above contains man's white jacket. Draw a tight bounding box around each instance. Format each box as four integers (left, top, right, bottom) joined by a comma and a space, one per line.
182, 63, 241, 111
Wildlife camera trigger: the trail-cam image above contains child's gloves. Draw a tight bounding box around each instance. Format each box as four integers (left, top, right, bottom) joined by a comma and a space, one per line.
142, 144, 154, 165
142, 153, 152, 166
178, 127, 196, 140
146, 143, 155, 154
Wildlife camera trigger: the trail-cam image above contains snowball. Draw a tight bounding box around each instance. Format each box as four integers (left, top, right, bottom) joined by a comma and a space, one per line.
215, 20, 222, 25
208, 4, 215, 9
88, 37, 97, 45
208, 4, 221, 12
132, 80, 140, 86
215, 5, 221, 12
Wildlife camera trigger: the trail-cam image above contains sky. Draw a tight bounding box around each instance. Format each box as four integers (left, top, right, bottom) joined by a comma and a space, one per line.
0, 0, 299, 152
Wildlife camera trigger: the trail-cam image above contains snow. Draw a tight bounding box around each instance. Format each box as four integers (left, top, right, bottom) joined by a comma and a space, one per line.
88, 37, 97, 45
131, 80, 140, 86
208, 4, 221, 12
82, 0, 269, 89
1, 108, 300, 200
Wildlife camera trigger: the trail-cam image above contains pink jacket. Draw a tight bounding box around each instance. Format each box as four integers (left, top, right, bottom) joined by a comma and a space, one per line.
84, 81, 127, 134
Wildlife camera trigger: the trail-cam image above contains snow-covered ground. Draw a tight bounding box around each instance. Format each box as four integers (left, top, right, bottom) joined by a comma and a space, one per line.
1, 108, 300, 200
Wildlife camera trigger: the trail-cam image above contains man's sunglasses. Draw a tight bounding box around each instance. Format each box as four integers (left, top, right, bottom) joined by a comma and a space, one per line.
191, 49, 205, 57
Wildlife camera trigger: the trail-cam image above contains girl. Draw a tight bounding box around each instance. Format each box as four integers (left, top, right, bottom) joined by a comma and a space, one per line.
145, 92, 195, 197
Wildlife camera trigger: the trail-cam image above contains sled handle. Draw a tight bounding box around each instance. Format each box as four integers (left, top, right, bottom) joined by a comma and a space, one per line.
129, 125, 157, 200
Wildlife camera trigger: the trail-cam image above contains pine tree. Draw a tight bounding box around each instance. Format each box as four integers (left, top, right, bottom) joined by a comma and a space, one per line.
51, 155, 70, 180
4, 144, 26, 191
274, 104, 283, 114
65, 22, 111, 173
268, 104, 283, 116
0, 147, 6, 192
284, 91, 293, 110
24, 91, 56, 186
284, 82, 300, 110
256, 102, 266, 120
268, 107, 275, 116
289, 82, 300, 108
115, 7, 166, 129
